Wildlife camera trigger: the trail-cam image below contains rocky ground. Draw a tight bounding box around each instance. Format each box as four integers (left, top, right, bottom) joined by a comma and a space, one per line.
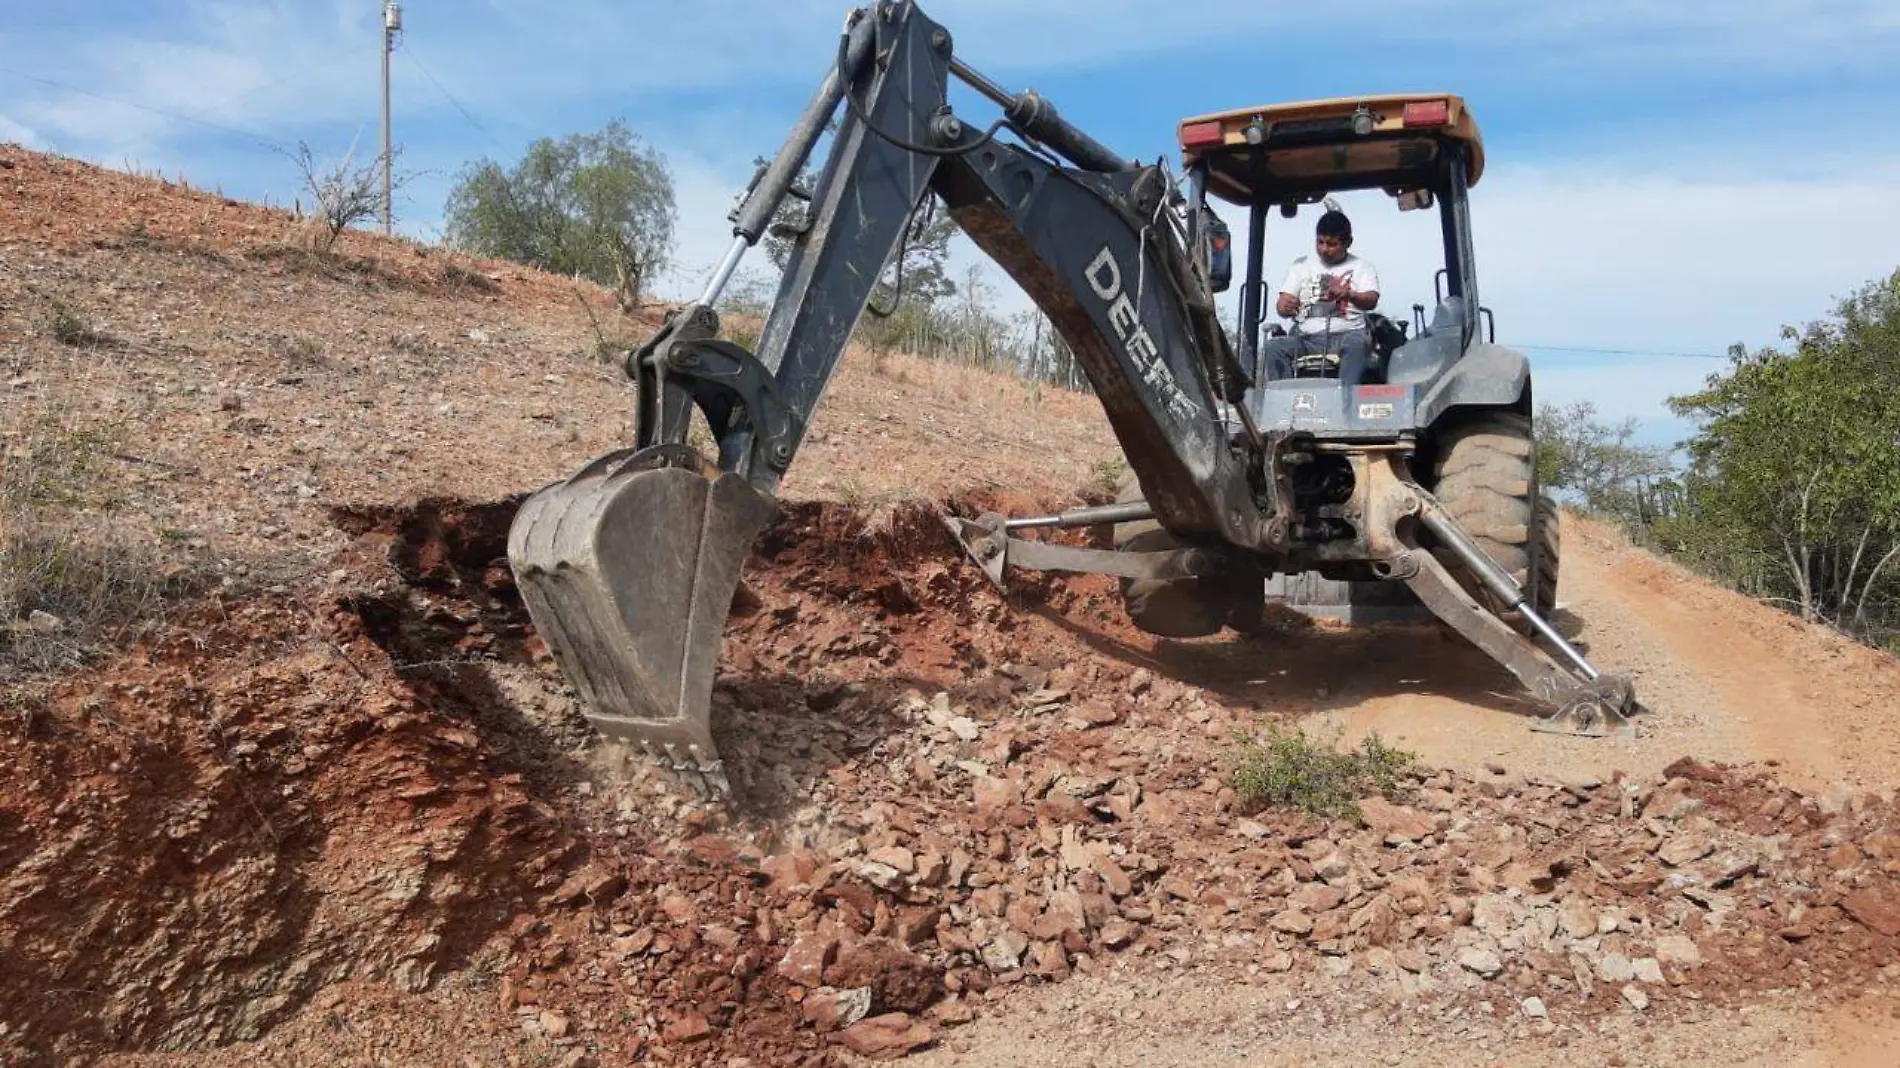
8, 496, 1900, 1068
7, 146, 1900, 1067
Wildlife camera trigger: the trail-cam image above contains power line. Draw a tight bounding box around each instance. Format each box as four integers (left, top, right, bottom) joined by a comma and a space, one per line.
0, 64, 286, 150
396, 40, 505, 151
1517, 343, 1731, 361
179, 55, 358, 125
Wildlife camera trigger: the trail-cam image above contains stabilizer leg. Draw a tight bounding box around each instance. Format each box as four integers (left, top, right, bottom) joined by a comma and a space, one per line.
1410, 495, 1637, 737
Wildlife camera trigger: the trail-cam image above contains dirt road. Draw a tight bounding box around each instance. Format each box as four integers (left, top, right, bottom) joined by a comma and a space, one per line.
910, 974, 1900, 1068
1304, 515, 1900, 799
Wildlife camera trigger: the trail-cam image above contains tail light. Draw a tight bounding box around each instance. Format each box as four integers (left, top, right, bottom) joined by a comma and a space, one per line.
1402, 100, 1450, 127
1180, 121, 1225, 149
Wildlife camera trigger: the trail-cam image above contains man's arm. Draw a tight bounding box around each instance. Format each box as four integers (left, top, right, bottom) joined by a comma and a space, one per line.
1323, 263, 1379, 311
1351, 259, 1380, 310
1275, 260, 1307, 318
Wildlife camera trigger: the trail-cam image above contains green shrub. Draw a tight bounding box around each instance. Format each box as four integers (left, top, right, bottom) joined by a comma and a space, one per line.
1227, 725, 1420, 822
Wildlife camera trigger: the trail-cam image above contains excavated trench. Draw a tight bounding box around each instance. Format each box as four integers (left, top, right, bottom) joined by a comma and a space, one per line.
0, 490, 1088, 1066
6, 494, 1900, 1067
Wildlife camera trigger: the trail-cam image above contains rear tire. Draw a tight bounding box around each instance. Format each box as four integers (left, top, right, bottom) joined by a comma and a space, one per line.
1532, 491, 1560, 618
1429, 412, 1539, 615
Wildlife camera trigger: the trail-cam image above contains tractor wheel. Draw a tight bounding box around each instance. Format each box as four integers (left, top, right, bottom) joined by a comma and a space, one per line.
1111, 470, 1257, 638
1429, 412, 1539, 616
1531, 491, 1560, 619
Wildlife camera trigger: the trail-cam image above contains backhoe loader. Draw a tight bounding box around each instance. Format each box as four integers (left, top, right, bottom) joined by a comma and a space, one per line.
506, 0, 1637, 794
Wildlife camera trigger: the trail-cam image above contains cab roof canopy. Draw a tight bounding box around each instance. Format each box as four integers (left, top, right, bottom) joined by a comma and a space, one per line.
1176, 94, 1484, 206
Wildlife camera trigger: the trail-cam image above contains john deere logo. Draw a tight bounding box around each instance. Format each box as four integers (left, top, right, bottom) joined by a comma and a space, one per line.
1292, 394, 1316, 413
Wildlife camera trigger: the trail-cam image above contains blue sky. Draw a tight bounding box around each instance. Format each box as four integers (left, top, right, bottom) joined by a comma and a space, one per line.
6, 1, 1900, 448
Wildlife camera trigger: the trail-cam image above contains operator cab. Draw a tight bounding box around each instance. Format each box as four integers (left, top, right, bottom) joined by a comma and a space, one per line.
1176, 95, 1494, 411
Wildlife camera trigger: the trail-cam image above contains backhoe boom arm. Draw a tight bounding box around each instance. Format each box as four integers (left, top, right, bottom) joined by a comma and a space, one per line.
643, 0, 1264, 545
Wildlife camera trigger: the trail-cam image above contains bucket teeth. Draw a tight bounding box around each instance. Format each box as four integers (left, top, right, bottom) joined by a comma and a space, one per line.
659, 741, 731, 799
507, 450, 775, 795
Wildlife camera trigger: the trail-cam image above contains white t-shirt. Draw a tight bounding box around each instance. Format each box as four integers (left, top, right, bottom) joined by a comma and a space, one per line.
1280, 252, 1380, 334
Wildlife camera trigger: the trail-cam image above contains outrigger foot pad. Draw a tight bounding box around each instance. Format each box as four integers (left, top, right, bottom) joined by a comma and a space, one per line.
1532, 673, 1638, 739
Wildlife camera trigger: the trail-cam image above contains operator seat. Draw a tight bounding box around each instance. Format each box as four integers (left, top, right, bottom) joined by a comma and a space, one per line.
1362, 312, 1410, 385
1382, 299, 1468, 383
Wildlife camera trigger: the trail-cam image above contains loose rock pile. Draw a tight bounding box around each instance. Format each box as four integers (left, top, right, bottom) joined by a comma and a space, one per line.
7, 497, 1900, 1068
506, 667, 1900, 1065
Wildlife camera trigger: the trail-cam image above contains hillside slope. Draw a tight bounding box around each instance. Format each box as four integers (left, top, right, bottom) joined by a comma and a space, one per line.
6, 146, 1900, 1068
1, 147, 1122, 599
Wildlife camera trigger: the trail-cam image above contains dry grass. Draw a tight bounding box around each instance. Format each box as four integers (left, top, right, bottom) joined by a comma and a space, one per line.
43, 301, 110, 349
1084, 456, 1126, 501
1, 401, 210, 682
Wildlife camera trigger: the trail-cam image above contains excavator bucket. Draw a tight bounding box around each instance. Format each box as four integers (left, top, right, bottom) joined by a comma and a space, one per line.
506, 449, 777, 795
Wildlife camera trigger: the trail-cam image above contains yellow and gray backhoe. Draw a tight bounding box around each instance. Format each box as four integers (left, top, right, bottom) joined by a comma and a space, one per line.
506, 1, 1638, 794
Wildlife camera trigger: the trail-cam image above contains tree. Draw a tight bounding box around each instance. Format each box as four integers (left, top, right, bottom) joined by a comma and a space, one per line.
876, 205, 957, 310
754, 156, 809, 274
283, 139, 409, 253
444, 120, 675, 309
1533, 400, 1676, 522
752, 155, 955, 313
1667, 268, 1900, 638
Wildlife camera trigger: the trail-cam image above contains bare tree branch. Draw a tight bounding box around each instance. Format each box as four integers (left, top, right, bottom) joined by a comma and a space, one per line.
1855, 541, 1900, 627
279, 139, 413, 253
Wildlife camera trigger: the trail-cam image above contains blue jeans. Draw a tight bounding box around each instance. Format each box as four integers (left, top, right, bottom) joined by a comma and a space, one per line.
1259, 328, 1372, 386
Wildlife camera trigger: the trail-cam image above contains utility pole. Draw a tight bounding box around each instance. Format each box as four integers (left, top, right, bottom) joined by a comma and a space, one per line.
381, 1, 403, 234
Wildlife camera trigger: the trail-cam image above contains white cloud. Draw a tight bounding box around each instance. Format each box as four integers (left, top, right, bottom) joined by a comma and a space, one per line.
1316, 159, 1900, 355
650, 154, 750, 300
1198, 156, 1900, 440
18, 0, 1891, 161
0, 4, 379, 161
8, 0, 1897, 453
